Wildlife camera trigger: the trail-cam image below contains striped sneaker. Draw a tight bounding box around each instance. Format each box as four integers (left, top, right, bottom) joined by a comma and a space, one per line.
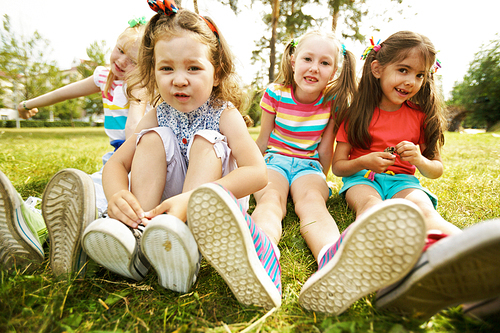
141, 215, 201, 293
42, 169, 97, 277
82, 218, 150, 281
187, 183, 281, 309
0, 170, 46, 271
376, 219, 500, 320
299, 199, 426, 315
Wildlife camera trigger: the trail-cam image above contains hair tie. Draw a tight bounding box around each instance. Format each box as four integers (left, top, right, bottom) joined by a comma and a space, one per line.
200, 16, 219, 41
291, 39, 298, 48
341, 44, 347, 56
360, 36, 381, 60
128, 16, 147, 28
430, 59, 442, 74
148, 0, 178, 16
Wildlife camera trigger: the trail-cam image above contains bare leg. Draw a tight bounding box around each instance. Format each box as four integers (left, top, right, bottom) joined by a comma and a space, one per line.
251, 170, 289, 245
130, 131, 166, 211
344, 184, 384, 218
392, 188, 461, 235
290, 175, 340, 260
183, 135, 222, 192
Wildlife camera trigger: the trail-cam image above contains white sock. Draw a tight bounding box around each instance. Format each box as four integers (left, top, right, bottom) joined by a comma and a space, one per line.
317, 242, 335, 265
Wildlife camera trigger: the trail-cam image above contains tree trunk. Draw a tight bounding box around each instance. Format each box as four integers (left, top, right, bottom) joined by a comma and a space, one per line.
269, 0, 280, 83
331, 1, 340, 32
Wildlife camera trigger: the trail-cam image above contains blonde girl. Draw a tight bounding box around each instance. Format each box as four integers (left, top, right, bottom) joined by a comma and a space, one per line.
81, 0, 269, 302
2, 21, 148, 278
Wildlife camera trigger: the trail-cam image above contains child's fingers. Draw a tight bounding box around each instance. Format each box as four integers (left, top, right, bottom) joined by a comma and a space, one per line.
144, 202, 168, 219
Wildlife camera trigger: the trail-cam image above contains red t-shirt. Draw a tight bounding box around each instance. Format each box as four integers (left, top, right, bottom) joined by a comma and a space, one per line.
337, 103, 426, 175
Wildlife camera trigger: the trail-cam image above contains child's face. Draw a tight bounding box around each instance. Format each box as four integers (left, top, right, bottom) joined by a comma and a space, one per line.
371, 48, 426, 111
109, 36, 139, 80
291, 35, 337, 104
154, 32, 216, 113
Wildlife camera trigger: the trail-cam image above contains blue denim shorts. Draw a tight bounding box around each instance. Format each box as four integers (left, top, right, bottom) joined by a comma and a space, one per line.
264, 153, 326, 185
339, 170, 438, 208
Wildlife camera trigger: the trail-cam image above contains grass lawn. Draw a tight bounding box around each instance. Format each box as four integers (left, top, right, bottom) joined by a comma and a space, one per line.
1, 127, 499, 332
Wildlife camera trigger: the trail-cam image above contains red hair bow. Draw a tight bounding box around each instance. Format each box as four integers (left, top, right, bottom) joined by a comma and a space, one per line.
148, 0, 178, 16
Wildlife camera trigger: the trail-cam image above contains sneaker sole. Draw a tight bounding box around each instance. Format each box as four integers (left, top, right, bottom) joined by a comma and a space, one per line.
82, 218, 147, 281
0, 171, 44, 270
188, 184, 281, 309
43, 169, 96, 277
142, 215, 199, 293
376, 219, 500, 319
299, 199, 426, 315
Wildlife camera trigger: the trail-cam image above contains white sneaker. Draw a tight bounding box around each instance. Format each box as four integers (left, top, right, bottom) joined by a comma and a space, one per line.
299, 199, 426, 315
42, 168, 96, 277
141, 215, 200, 293
82, 218, 150, 281
0, 170, 45, 271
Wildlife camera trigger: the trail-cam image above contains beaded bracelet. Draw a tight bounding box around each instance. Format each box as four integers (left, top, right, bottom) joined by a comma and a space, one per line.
23, 101, 29, 110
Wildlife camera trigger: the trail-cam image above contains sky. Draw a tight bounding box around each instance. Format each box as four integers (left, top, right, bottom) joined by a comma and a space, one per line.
2, 0, 500, 99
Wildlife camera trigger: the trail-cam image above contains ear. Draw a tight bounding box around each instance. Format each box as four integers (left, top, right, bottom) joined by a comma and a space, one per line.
371, 60, 382, 79
213, 71, 220, 87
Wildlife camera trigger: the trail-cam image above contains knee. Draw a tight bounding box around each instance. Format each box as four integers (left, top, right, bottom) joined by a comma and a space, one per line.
137, 131, 162, 148
294, 189, 325, 216
259, 189, 287, 215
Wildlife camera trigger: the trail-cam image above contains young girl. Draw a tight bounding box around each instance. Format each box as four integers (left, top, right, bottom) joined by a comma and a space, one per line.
325, 31, 500, 318
81, 1, 268, 296
1, 21, 147, 276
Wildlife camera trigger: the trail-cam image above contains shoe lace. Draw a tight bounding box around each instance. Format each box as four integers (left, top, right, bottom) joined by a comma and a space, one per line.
24, 196, 42, 215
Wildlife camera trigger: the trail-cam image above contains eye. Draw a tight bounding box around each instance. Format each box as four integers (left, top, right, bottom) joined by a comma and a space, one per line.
321, 61, 330, 66
398, 68, 408, 74
118, 47, 125, 54
159, 66, 173, 72
417, 73, 425, 79
188, 66, 201, 71
304, 57, 312, 62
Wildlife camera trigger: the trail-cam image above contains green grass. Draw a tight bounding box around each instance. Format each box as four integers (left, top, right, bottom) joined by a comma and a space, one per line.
1, 128, 500, 332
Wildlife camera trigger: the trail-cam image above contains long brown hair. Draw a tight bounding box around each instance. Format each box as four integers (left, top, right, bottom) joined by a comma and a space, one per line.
346, 31, 445, 159
276, 31, 357, 136
127, 8, 242, 110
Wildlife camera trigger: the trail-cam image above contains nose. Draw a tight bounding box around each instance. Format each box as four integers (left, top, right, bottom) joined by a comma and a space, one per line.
173, 71, 188, 87
405, 76, 416, 87
309, 61, 319, 73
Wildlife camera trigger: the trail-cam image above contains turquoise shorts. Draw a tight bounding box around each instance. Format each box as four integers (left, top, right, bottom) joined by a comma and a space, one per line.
264, 153, 331, 195
339, 170, 438, 208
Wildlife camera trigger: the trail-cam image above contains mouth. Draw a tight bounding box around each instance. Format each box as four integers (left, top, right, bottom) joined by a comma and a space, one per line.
114, 63, 125, 73
174, 92, 190, 100
304, 76, 318, 83
395, 88, 409, 96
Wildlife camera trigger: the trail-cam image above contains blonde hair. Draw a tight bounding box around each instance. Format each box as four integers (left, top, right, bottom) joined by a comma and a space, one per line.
276, 30, 357, 135
346, 31, 444, 159
128, 8, 242, 110
104, 24, 146, 97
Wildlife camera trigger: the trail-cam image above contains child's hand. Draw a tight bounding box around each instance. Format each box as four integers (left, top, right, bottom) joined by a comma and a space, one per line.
107, 190, 147, 228
17, 102, 38, 119
396, 141, 423, 166
362, 151, 396, 173
144, 191, 191, 222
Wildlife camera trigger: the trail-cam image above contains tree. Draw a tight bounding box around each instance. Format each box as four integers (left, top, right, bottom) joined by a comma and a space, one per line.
449, 36, 500, 131
0, 14, 67, 120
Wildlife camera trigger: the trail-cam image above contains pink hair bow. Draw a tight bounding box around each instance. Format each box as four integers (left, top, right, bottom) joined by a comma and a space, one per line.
360, 36, 381, 60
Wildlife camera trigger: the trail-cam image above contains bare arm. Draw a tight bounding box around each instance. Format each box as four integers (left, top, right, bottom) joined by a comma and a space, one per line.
317, 118, 335, 176
331, 141, 396, 177
103, 109, 159, 227
255, 110, 276, 155
17, 76, 100, 119
396, 141, 443, 179
124, 87, 148, 139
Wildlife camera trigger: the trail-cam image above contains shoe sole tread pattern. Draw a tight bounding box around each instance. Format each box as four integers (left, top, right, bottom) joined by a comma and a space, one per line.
82, 219, 143, 281
142, 218, 199, 293
0, 171, 44, 269
299, 200, 426, 315
43, 169, 96, 276
376, 219, 500, 319
188, 185, 281, 309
